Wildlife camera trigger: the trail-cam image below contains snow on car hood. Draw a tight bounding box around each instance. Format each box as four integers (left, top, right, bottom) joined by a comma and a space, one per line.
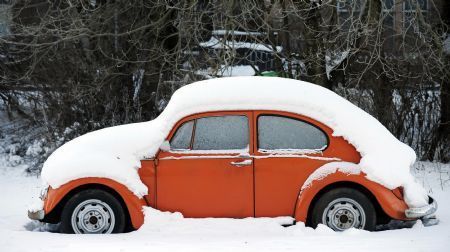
41, 76, 428, 207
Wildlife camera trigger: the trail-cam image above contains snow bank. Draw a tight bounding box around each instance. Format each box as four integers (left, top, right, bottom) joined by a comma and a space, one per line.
199, 36, 282, 52
41, 76, 428, 207
196, 65, 257, 78
4, 163, 449, 251
138, 207, 295, 235
217, 65, 257, 77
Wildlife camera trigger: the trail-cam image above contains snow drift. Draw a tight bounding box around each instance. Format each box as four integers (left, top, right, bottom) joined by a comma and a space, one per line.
41, 76, 428, 207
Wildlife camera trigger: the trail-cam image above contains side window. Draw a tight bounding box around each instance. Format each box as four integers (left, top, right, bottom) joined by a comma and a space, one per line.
193, 116, 248, 150
258, 115, 328, 151
170, 121, 194, 150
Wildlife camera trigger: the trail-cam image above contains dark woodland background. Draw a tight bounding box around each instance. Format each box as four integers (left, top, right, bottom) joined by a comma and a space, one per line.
0, 0, 448, 172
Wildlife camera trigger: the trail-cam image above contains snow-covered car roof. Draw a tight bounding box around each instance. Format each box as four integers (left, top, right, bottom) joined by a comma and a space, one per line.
41, 77, 427, 207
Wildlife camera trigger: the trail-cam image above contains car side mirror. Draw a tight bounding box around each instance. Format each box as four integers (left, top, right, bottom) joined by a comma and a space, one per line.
160, 140, 171, 152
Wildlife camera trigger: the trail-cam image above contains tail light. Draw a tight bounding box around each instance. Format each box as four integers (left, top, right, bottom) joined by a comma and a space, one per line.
392, 187, 404, 200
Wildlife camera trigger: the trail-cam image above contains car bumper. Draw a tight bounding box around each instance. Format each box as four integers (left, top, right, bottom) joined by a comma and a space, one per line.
28, 186, 48, 221
28, 209, 45, 221
405, 196, 438, 226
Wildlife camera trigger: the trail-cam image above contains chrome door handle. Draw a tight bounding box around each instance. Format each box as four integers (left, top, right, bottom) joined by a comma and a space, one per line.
231, 159, 252, 167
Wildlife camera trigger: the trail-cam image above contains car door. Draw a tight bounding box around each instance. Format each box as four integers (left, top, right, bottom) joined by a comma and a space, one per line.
253, 111, 333, 217
156, 111, 254, 218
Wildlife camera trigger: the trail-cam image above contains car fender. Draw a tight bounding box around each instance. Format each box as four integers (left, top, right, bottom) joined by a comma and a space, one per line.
294, 171, 409, 223
44, 177, 147, 229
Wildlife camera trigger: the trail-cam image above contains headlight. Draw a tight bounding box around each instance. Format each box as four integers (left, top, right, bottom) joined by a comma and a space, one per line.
39, 186, 49, 200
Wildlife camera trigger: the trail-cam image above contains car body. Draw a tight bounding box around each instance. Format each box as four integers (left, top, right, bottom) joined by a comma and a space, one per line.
29, 109, 437, 233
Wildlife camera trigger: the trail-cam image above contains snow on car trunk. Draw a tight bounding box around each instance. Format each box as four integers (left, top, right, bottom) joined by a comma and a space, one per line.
41, 76, 428, 207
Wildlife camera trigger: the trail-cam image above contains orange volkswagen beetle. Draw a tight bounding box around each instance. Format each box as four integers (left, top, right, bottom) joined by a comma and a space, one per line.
28, 78, 437, 234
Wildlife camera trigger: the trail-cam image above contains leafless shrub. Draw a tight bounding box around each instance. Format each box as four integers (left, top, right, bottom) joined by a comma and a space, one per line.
0, 0, 448, 172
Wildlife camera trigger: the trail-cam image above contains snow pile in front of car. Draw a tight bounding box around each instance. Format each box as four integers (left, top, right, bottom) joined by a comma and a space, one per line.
41, 76, 428, 207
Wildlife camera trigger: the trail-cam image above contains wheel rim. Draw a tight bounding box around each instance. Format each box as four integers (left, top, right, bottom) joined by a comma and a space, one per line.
71, 199, 115, 234
322, 197, 366, 231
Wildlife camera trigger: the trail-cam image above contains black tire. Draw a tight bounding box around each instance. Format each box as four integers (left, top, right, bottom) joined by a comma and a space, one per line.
310, 187, 376, 231
60, 189, 126, 234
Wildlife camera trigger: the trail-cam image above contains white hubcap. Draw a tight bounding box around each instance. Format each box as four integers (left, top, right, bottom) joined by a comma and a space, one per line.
322, 197, 366, 231
71, 199, 115, 234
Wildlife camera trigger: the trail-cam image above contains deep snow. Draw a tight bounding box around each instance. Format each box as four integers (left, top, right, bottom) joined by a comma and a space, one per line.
0, 162, 449, 252
41, 77, 427, 207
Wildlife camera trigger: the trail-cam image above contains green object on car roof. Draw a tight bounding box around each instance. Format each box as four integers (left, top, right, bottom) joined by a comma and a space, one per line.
260, 71, 279, 77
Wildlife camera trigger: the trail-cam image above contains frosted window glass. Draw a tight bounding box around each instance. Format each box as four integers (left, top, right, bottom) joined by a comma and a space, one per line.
193, 116, 248, 150
170, 121, 194, 150
258, 116, 327, 150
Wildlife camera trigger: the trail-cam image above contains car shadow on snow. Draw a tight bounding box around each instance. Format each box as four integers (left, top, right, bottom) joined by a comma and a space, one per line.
376, 220, 417, 231
24, 220, 60, 233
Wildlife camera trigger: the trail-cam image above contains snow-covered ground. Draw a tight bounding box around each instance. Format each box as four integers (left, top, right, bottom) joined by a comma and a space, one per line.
0, 162, 449, 252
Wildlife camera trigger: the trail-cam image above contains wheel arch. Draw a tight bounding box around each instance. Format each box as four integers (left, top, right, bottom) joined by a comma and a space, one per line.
304, 181, 389, 226
43, 178, 147, 230
294, 172, 409, 225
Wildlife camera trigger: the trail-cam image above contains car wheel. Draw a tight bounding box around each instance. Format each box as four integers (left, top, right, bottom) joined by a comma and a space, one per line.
310, 187, 376, 231
60, 189, 126, 234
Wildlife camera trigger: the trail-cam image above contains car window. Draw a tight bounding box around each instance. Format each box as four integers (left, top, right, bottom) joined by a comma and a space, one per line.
258, 115, 327, 151
170, 120, 194, 150
193, 116, 249, 150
